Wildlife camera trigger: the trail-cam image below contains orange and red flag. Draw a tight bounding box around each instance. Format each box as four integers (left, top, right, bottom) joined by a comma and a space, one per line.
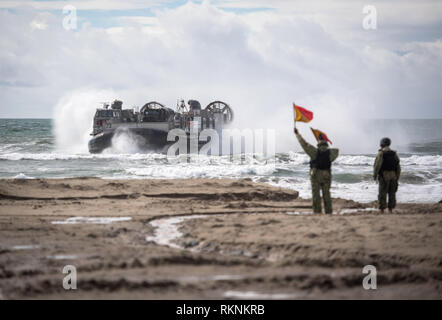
293, 103, 313, 123
311, 127, 332, 144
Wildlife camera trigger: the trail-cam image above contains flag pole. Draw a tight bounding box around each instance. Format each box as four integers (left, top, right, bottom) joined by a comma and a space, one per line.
293, 102, 296, 132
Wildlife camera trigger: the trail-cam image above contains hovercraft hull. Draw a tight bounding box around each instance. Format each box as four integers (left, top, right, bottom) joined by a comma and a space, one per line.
88, 128, 171, 154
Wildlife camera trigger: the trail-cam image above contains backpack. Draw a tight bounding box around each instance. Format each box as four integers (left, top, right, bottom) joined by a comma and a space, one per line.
380, 150, 398, 173
310, 149, 331, 170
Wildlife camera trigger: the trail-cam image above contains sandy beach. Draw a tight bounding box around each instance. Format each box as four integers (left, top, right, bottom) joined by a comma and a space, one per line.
0, 178, 441, 299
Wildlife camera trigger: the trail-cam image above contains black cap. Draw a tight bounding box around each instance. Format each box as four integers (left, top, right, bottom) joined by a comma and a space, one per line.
380, 137, 391, 147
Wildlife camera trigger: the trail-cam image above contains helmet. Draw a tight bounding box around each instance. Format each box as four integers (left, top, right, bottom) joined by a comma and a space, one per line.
380, 137, 391, 147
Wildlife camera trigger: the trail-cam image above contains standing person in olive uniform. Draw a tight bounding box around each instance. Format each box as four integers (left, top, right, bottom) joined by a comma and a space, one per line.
294, 128, 339, 214
373, 137, 401, 213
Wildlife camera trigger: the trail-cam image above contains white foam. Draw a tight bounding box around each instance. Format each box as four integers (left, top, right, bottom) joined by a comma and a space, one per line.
0, 152, 162, 161
335, 155, 374, 166
286, 151, 310, 165
124, 155, 277, 179
51, 216, 132, 224
13, 173, 34, 179
401, 155, 442, 166
267, 178, 442, 203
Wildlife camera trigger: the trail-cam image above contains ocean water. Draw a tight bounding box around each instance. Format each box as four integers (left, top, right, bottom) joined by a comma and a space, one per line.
0, 118, 441, 203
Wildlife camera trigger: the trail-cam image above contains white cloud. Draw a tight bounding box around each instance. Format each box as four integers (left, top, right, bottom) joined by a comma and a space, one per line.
30, 19, 48, 30
0, 0, 167, 10
115, 16, 158, 26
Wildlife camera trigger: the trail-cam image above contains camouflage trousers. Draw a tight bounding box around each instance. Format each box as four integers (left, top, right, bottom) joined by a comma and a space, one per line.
310, 169, 332, 214
378, 171, 398, 210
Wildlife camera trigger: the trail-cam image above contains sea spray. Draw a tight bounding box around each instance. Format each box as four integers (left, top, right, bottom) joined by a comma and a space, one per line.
53, 89, 116, 153
50, 88, 412, 155
104, 128, 146, 154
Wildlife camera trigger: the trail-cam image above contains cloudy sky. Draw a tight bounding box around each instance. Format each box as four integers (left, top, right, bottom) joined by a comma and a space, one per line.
1, 0, 441, 126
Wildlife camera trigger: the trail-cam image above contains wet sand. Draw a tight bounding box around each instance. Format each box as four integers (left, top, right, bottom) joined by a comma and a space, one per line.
0, 178, 441, 299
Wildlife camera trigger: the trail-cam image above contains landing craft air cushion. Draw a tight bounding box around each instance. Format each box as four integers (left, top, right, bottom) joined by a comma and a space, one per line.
88, 99, 234, 153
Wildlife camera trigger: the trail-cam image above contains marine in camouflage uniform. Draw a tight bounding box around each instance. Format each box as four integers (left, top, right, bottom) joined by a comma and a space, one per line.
373, 137, 401, 212
295, 129, 339, 214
